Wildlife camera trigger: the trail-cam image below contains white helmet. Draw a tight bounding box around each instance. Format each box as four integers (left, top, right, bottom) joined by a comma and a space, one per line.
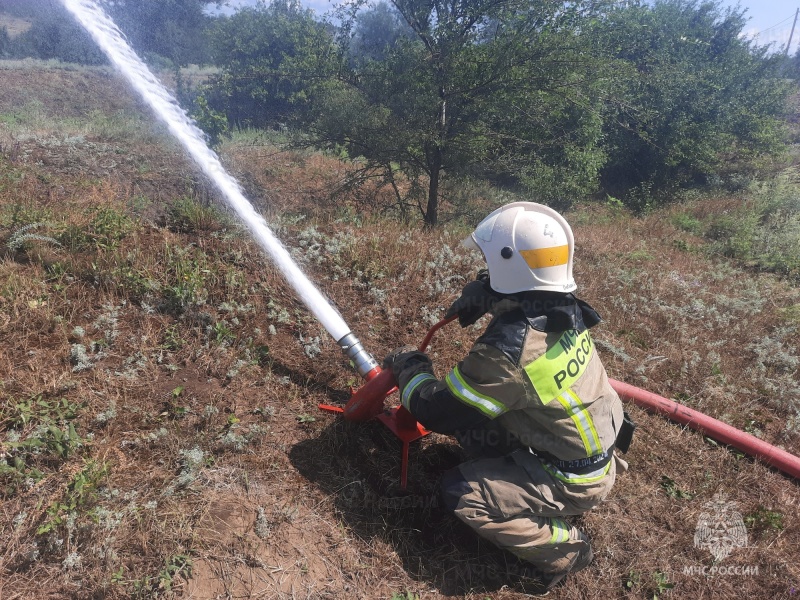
462, 202, 576, 294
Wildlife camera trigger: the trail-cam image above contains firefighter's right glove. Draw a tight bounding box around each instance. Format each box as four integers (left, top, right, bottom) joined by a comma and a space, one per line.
383, 347, 432, 380
445, 270, 504, 327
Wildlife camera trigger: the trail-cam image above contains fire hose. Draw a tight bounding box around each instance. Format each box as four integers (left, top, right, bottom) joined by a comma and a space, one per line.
322, 317, 800, 485
610, 378, 800, 480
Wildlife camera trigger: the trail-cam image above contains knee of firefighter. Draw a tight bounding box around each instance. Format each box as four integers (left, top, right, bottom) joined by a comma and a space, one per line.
440, 467, 474, 513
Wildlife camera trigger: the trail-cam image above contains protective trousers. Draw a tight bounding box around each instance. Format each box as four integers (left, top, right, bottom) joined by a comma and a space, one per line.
440, 448, 618, 576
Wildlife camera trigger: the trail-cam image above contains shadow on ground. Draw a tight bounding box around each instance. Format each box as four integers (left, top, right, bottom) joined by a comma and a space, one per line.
289, 417, 552, 596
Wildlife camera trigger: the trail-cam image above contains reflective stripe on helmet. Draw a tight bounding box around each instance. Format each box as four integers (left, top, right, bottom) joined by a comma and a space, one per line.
519, 245, 570, 269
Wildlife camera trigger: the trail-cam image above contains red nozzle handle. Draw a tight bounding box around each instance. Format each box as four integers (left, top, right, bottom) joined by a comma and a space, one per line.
418, 315, 457, 352
342, 316, 457, 422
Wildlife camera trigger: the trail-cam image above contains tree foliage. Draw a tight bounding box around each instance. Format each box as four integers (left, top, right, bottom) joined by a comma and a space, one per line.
348, 1, 413, 65
595, 0, 790, 201
203, 0, 340, 129
198, 0, 790, 223
312, 0, 612, 225
1, 0, 210, 66
8, 0, 106, 65
100, 0, 212, 65
0, 27, 10, 59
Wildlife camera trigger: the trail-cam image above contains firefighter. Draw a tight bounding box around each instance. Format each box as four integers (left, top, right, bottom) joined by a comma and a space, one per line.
383, 202, 633, 591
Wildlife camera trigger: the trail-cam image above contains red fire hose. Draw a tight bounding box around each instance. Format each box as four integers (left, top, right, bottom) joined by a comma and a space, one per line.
610, 378, 800, 480
325, 317, 800, 483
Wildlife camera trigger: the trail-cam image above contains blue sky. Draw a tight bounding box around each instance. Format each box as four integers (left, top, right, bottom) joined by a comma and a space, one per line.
216, 0, 800, 54
720, 0, 800, 53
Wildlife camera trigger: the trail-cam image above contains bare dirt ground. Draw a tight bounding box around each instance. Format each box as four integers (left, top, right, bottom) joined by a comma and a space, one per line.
0, 64, 799, 600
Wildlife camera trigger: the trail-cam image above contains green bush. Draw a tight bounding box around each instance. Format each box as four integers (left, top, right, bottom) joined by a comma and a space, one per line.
670, 212, 703, 234
596, 0, 790, 203
707, 171, 800, 280
166, 195, 228, 233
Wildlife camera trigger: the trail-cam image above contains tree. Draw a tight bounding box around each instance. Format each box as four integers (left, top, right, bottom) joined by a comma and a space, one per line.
594, 0, 790, 202
9, 0, 106, 65
4, 0, 212, 66
782, 46, 800, 81
204, 0, 340, 129
0, 27, 10, 59
100, 0, 213, 66
348, 2, 413, 64
311, 0, 611, 225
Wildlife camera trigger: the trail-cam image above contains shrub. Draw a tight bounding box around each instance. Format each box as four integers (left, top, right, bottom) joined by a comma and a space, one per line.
707, 172, 800, 280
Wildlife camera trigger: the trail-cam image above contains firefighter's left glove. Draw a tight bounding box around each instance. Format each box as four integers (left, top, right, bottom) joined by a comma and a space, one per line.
445, 273, 504, 327
383, 346, 432, 380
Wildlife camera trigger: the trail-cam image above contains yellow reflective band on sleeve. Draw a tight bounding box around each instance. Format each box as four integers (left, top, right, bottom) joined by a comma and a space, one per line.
524, 329, 594, 404
445, 366, 506, 418
519, 245, 569, 269
401, 373, 437, 409
556, 389, 602, 456
548, 519, 571, 544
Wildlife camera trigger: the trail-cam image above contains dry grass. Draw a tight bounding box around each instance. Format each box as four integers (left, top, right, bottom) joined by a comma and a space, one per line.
0, 63, 799, 600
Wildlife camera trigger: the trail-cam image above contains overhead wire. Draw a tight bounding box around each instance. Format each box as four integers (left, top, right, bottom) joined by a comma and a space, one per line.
750, 10, 797, 38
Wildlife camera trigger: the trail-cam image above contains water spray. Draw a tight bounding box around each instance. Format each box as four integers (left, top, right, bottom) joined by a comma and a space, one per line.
63, 0, 800, 489
62, 0, 419, 487
60, 0, 379, 379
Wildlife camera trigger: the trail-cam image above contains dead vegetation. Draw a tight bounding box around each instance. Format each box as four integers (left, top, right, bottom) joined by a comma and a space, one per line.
0, 63, 799, 600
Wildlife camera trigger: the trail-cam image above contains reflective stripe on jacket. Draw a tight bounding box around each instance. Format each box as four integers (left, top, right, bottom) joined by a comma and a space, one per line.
448, 302, 624, 469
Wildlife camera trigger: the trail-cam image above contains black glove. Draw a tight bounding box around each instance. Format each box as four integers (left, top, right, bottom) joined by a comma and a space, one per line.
445, 270, 503, 327
383, 347, 431, 378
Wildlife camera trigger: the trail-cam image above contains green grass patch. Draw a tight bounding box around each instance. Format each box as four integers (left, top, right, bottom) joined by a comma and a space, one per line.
706, 173, 800, 280
1, 396, 85, 497
670, 212, 703, 234
744, 506, 784, 533
165, 195, 229, 233
59, 206, 135, 251
37, 460, 108, 535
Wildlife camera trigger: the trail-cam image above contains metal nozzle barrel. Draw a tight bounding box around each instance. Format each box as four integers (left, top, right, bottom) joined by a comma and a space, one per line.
337, 318, 458, 422
337, 332, 394, 421
338, 332, 379, 379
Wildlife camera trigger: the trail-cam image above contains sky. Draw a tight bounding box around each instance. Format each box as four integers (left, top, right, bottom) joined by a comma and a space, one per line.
214, 0, 800, 55
721, 0, 800, 54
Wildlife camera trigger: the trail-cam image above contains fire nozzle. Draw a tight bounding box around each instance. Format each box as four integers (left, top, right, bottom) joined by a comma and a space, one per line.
337, 316, 459, 422
343, 368, 398, 421
335, 331, 395, 422
327, 317, 458, 488
337, 332, 380, 380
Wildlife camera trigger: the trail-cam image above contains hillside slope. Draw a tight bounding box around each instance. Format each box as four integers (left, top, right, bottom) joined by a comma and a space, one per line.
0, 63, 798, 600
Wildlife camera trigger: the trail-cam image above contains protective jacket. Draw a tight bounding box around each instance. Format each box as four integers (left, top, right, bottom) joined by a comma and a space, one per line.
393, 293, 625, 484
